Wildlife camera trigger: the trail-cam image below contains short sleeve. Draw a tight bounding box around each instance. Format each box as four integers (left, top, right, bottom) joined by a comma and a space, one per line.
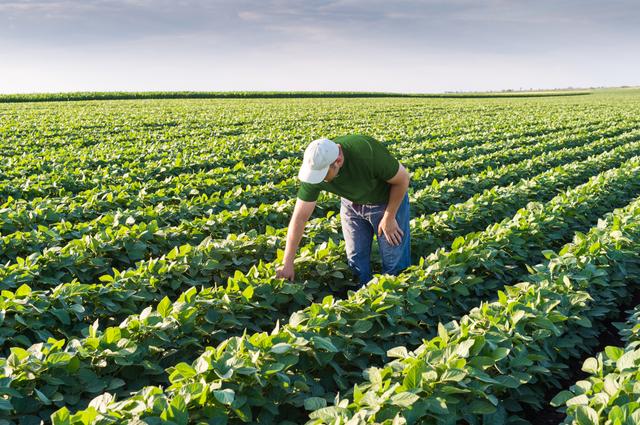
370, 139, 400, 181
297, 182, 321, 202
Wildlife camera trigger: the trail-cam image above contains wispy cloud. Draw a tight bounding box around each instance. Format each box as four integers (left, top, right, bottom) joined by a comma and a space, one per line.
0, 0, 638, 93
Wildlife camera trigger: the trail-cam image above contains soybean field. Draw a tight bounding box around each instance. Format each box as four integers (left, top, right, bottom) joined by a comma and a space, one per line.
2, 89, 640, 425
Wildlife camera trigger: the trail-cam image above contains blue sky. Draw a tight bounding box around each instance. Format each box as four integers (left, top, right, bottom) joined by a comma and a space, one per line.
0, 0, 638, 93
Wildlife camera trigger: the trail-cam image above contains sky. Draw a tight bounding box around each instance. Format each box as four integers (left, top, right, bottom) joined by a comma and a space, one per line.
0, 0, 638, 93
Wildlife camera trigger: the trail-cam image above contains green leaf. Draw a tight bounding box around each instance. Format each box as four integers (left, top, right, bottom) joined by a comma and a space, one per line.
541, 250, 556, 260
173, 363, 197, 378
628, 409, 640, 425
486, 394, 499, 406
289, 311, 306, 327
616, 350, 640, 371
566, 394, 589, 406
575, 405, 599, 425
52, 309, 71, 325
550, 390, 575, 407
575, 317, 592, 328
353, 320, 373, 334
166, 247, 180, 260
391, 392, 419, 407
104, 327, 121, 345
582, 357, 599, 374
588, 241, 601, 254
311, 336, 338, 352
15, 284, 31, 297
497, 290, 507, 304
194, 357, 209, 374
9, 347, 29, 361
511, 310, 526, 325
304, 397, 327, 411
387, 346, 408, 359
88, 393, 115, 410
608, 405, 624, 422
107, 378, 126, 390
157, 296, 171, 318
438, 323, 448, 344
469, 399, 496, 414
491, 347, 510, 361
483, 404, 507, 425
241, 285, 254, 300
264, 362, 285, 375
604, 375, 619, 396
270, 343, 292, 354
35, 388, 52, 405
451, 236, 465, 250
440, 368, 466, 382
309, 406, 349, 421
604, 346, 624, 361
50, 407, 70, 424
403, 363, 427, 390
455, 339, 476, 358
47, 352, 73, 365
213, 389, 235, 405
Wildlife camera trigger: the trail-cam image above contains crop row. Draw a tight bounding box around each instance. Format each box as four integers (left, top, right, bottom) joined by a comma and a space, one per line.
552, 304, 640, 424
3, 117, 575, 192
2, 141, 638, 354
4, 98, 634, 198
0, 118, 585, 235
0, 104, 602, 186
0, 119, 559, 202
105, 159, 640, 424
4, 155, 640, 422
2, 127, 637, 295
302, 190, 640, 424
1, 119, 630, 237
3, 123, 637, 267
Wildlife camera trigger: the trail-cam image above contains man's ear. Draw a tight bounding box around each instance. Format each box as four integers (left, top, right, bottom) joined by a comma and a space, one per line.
336, 147, 344, 166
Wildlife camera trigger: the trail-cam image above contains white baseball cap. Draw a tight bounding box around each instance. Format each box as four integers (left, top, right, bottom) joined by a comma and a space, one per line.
298, 138, 340, 184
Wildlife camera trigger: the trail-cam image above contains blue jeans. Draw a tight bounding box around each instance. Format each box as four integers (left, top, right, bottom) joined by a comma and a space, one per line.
340, 192, 411, 286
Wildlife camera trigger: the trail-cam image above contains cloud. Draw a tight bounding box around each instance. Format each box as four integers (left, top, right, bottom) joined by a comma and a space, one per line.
238, 10, 262, 21
2, 0, 637, 50
0, 0, 638, 92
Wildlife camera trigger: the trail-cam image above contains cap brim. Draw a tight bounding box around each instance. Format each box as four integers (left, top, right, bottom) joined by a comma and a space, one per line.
298, 165, 329, 184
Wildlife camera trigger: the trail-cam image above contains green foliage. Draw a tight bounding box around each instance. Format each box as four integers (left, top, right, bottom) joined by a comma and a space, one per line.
1, 93, 640, 424
305, 196, 640, 424
48, 153, 640, 423
554, 299, 640, 424
0, 90, 592, 103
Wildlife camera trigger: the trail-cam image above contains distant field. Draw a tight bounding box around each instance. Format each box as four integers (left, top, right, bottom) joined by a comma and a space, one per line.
1, 90, 640, 424
0, 89, 596, 103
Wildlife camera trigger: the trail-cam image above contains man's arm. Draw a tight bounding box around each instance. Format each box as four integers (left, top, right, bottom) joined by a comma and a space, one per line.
275, 198, 317, 281
378, 163, 410, 246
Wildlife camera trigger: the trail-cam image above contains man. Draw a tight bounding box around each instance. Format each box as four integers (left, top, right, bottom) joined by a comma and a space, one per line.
276, 134, 411, 286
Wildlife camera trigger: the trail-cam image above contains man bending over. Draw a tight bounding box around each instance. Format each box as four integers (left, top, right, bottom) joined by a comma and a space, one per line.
276, 134, 411, 287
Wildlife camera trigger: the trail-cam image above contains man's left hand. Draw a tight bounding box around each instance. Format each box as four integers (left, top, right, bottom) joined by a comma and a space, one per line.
378, 215, 404, 246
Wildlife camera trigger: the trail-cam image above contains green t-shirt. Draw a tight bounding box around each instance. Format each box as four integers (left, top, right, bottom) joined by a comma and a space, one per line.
297, 134, 400, 204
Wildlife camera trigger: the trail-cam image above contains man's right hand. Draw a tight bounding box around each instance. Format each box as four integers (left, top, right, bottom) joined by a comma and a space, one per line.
276, 199, 315, 282
276, 263, 295, 281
